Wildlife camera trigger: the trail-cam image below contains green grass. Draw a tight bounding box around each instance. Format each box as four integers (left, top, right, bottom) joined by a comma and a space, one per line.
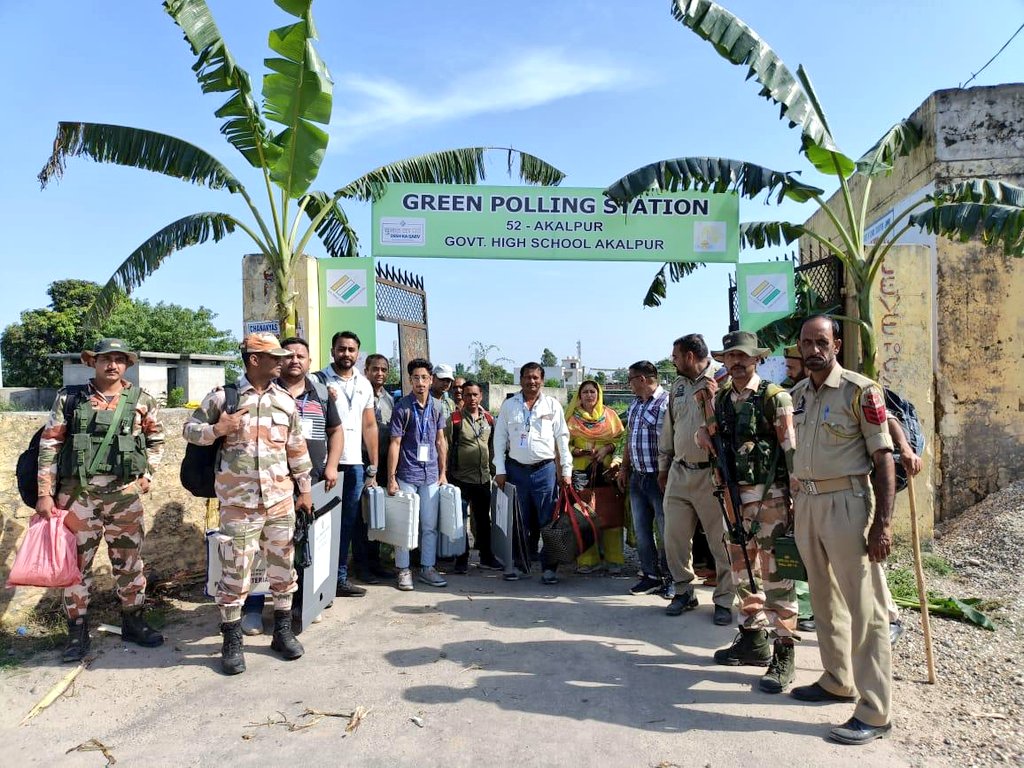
886, 566, 919, 601
922, 553, 953, 577
0, 594, 177, 668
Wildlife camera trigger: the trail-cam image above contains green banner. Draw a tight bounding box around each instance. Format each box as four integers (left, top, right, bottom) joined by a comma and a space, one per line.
317, 257, 377, 367
371, 184, 738, 262
736, 261, 795, 333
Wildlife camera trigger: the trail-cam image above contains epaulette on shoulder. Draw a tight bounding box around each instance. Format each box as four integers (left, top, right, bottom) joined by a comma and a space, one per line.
840, 369, 877, 389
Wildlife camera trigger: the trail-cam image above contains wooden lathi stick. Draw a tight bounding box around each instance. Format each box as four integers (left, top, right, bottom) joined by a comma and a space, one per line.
907, 477, 937, 684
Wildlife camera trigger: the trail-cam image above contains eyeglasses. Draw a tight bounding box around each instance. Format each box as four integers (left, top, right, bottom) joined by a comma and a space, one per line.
627, 375, 645, 382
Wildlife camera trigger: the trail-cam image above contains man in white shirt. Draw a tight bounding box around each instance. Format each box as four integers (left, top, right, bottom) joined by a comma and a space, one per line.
493, 362, 572, 585
319, 331, 378, 597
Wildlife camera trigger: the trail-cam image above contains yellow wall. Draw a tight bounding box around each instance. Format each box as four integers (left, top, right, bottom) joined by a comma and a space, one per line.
799, 84, 1024, 522
933, 239, 1024, 516
871, 245, 935, 539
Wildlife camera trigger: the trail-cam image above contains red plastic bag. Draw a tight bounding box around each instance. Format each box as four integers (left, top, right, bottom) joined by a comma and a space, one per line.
6, 508, 81, 588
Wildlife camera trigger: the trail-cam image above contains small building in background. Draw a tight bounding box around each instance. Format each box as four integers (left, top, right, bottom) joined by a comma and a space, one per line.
560, 356, 584, 389
50, 351, 234, 404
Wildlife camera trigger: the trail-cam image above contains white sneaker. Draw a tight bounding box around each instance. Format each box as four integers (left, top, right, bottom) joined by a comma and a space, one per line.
419, 567, 448, 588
397, 568, 414, 591
312, 612, 324, 624
240, 611, 263, 636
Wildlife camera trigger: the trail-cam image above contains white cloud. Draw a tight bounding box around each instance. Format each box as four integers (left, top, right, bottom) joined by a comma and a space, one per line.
329, 49, 636, 149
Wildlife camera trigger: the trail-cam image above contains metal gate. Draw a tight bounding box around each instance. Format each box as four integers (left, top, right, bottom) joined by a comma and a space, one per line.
376, 263, 429, 377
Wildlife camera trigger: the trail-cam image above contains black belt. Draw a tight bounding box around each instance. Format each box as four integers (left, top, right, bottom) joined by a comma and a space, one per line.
508, 457, 554, 471
676, 459, 712, 470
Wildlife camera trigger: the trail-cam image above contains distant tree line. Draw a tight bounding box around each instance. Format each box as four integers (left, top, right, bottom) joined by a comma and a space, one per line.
2, 279, 238, 388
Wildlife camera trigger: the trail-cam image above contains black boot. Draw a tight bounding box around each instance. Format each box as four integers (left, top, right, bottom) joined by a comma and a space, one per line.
270, 610, 304, 660
713, 627, 772, 666
62, 617, 91, 663
220, 620, 246, 675
760, 641, 796, 693
121, 608, 164, 647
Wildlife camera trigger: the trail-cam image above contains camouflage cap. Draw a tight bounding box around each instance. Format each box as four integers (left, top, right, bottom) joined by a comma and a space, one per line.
240, 333, 292, 357
783, 344, 801, 360
81, 338, 137, 367
710, 330, 770, 362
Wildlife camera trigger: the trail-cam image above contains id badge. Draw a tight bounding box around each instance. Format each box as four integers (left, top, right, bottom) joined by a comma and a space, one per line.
417, 444, 430, 462
300, 418, 314, 439
519, 433, 529, 449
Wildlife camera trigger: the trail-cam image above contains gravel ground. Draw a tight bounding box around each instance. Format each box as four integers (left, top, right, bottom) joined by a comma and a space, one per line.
888, 480, 1024, 767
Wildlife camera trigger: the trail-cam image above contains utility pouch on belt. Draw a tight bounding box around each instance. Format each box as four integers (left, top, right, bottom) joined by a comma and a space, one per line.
773, 534, 807, 581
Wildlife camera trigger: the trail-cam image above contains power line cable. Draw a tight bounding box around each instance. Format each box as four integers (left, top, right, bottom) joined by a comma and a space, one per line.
960, 20, 1024, 88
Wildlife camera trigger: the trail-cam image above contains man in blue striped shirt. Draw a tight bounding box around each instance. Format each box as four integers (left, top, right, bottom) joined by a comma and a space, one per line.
618, 361, 670, 596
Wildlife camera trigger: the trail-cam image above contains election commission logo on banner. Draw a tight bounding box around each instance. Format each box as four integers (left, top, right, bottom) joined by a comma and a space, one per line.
746, 273, 789, 312
380, 217, 425, 247
736, 261, 795, 332
326, 269, 368, 307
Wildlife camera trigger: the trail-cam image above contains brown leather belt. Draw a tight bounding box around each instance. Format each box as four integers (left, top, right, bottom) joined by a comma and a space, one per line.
677, 459, 712, 471
799, 476, 863, 495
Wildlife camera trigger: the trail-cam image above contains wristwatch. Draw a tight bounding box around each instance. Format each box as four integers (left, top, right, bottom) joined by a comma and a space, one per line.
366, 465, 378, 477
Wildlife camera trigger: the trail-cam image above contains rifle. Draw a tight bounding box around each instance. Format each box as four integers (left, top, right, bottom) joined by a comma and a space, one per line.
698, 385, 757, 595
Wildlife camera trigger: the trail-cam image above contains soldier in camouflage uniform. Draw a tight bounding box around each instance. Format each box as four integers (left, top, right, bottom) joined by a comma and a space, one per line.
36, 338, 166, 663
183, 333, 313, 675
697, 331, 799, 693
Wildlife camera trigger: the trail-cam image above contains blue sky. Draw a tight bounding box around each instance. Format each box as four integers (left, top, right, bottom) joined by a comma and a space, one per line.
2, 0, 1021, 372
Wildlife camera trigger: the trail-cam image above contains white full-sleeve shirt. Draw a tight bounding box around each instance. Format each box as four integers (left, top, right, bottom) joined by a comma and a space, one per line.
493, 392, 572, 478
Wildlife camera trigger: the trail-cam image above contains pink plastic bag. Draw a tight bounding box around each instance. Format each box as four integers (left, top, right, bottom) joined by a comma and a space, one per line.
6, 508, 81, 588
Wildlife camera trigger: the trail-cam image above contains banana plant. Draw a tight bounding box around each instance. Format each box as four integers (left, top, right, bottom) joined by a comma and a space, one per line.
39, 0, 564, 336
604, 0, 1024, 378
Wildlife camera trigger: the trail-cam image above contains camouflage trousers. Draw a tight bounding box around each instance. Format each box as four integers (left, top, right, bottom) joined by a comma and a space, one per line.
57, 481, 147, 620
726, 489, 798, 638
216, 497, 296, 622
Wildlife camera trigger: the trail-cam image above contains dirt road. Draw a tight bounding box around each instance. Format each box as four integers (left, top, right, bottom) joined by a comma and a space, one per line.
1, 571, 908, 767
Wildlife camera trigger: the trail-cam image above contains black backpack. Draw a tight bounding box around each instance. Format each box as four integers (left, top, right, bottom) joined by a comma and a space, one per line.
16, 386, 86, 507
883, 387, 925, 492
180, 384, 239, 498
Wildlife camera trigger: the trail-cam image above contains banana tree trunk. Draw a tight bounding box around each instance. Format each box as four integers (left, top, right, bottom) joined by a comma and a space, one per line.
857, 288, 879, 380
273, 264, 298, 338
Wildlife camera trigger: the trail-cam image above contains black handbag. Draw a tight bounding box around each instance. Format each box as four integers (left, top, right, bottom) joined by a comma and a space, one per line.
541, 486, 601, 565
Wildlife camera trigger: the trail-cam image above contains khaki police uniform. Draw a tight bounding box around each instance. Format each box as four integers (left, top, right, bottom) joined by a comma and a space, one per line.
658, 362, 734, 608
791, 363, 894, 727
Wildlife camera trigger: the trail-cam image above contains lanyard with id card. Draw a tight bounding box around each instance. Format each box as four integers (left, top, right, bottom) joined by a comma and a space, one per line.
413, 399, 433, 463
520, 397, 537, 449
299, 393, 315, 439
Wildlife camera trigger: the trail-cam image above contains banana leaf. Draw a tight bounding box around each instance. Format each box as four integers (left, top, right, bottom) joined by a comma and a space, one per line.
892, 594, 995, 631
